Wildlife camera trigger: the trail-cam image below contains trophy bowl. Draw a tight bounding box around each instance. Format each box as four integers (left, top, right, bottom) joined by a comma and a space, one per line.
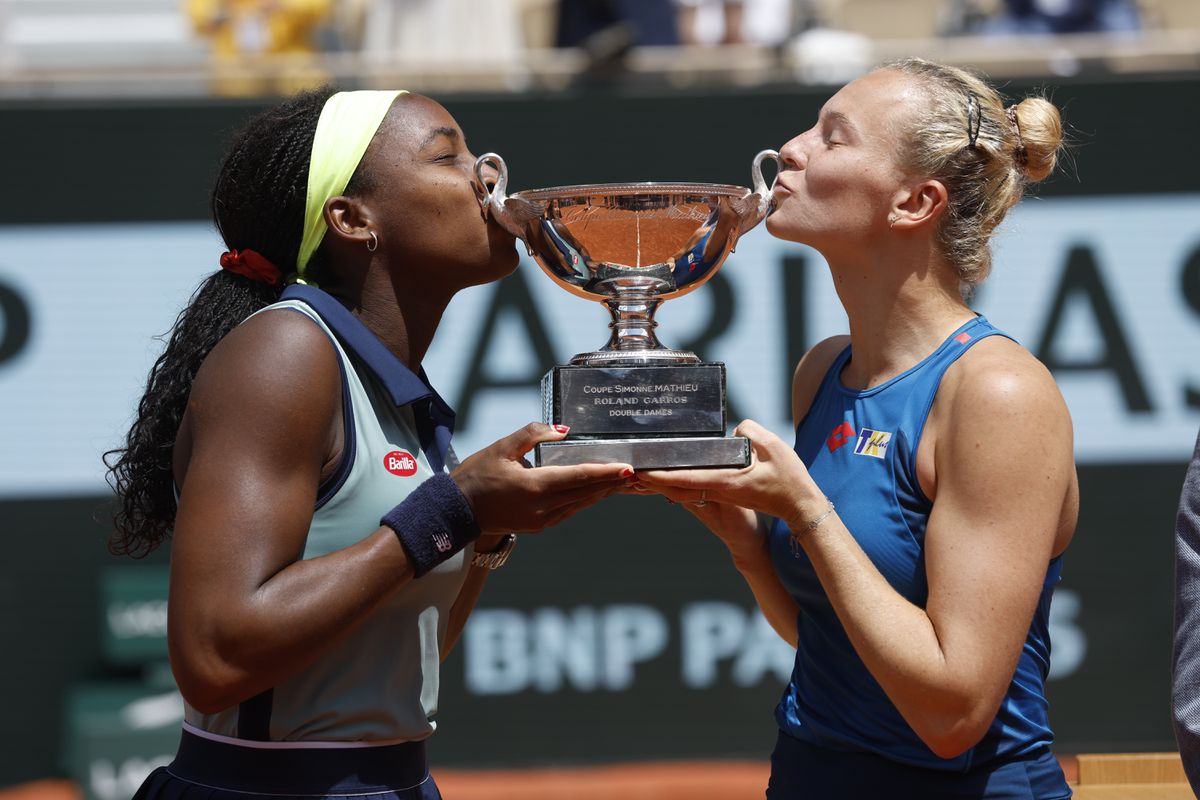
474, 151, 779, 469
475, 151, 779, 366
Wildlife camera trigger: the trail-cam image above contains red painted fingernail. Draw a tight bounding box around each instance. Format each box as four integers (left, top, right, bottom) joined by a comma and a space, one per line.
553, 424, 570, 434
621, 467, 634, 478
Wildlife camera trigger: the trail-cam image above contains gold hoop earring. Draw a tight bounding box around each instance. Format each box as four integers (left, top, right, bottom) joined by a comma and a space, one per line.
367, 231, 379, 252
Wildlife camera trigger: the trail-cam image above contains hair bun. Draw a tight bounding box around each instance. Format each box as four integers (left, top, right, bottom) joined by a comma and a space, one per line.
1008, 97, 1063, 182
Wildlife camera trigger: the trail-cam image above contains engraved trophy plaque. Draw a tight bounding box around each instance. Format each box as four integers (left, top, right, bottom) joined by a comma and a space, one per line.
474, 150, 779, 469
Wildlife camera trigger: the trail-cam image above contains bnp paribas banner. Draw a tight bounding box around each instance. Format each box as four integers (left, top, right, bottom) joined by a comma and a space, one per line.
1, 194, 1199, 498
2, 194, 1197, 794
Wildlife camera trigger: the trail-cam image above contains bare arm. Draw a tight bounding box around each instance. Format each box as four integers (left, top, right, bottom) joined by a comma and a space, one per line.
634, 336, 850, 646
442, 533, 505, 659
442, 466, 630, 658
672, 502, 800, 646
796, 342, 1075, 757
168, 310, 411, 713
638, 339, 1076, 758
169, 312, 631, 712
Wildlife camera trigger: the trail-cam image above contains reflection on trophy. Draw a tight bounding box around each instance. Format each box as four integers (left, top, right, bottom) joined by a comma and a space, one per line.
475, 150, 779, 469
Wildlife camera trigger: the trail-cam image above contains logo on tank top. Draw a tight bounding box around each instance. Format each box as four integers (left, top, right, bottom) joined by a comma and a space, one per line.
854, 428, 892, 459
384, 450, 419, 477
827, 421, 856, 452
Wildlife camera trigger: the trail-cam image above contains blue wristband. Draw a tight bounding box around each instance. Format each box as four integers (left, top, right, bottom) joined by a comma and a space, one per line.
380, 473, 480, 578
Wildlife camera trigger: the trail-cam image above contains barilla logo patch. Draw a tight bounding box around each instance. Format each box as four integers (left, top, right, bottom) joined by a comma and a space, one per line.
854, 428, 892, 459
384, 450, 419, 477
954, 332, 972, 344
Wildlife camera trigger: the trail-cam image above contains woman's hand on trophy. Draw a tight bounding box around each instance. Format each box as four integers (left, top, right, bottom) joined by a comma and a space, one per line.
635, 419, 826, 531
452, 422, 633, 533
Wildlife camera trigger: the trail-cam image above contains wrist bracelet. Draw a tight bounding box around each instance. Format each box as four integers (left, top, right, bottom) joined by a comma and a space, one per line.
471, 533, 516, 570
381, 473, 480, 578
787, 498, 835, 558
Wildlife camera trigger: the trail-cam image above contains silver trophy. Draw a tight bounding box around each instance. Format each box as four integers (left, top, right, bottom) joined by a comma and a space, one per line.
475, 150, 779, 469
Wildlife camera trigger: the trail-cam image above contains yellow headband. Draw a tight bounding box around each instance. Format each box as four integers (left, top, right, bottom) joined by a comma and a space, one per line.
297, 89, 407, 276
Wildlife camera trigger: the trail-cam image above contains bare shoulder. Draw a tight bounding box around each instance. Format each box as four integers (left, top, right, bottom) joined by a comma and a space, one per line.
930, 334, 1075, 493
928, 333, 1078, 556
940, 335, 1070, 426
188, 307, 341, 433
791, 335, 852, 426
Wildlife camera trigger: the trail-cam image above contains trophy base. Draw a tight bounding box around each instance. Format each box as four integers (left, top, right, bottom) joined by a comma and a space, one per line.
535, 436, 750, 470
542, 363, 727, 437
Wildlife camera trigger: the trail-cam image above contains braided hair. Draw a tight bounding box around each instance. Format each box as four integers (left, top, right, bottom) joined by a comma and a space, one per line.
105, 87, 337, 557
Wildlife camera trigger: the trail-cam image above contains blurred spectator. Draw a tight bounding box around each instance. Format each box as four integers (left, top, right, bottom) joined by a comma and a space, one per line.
345, 0, 524, 64
556, 0, 681, 47
0, 0, 10, 72
968, 0, 1141, 34
676, 0, 797, 46
677, 0, 746, 44
186, 0, 331, 96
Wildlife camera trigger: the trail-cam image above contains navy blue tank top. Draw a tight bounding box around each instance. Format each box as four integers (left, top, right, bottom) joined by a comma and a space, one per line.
768, 315, 1063, 771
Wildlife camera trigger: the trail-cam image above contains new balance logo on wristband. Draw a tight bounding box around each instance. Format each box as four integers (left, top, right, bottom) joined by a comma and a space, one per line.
432, 531, 454, 553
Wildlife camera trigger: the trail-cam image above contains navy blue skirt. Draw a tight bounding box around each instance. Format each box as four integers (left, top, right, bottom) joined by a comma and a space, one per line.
134, 728, 441, 800
767, 731, 1072, 799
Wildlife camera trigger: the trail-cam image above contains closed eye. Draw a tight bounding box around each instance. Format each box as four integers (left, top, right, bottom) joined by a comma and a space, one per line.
819, 108, 857, 147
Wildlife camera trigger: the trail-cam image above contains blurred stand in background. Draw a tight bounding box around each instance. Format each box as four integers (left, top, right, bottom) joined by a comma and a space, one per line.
0, 0, 1197, 98
555, 0, 681, 47
675, 0, 800, 46
337, 0, 525, 79
953, 0, 1142, 35
184, 0, 331, 95
0, 1, 11, 73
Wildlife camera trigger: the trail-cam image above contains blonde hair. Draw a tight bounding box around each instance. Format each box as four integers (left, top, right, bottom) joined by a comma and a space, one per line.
884, 58, 1064, 290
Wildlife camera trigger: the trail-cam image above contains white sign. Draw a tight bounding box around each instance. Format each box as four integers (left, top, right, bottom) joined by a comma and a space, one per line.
1, 194, 1198, 497
430, 193, 1200, 466
0, 223, 224, 498
461, 595, 1084, 695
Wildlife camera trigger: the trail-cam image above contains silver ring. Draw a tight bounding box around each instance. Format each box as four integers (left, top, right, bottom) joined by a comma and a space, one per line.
694, 490, 707, 508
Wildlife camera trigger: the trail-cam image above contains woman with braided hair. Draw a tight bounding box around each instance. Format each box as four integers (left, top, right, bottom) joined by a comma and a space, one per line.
107, 88, 632, 799
634, 60, 1076, 797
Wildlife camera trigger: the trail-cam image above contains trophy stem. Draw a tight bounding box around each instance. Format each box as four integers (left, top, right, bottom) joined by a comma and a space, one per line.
606, 288, 663, 351
569, 279, 699, 366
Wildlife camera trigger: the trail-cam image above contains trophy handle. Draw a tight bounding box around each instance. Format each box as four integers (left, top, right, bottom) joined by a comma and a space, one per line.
475, 151, 539, 254
731, 149, 780, 242
751, 149, 780, 217
474, 152, 509, 220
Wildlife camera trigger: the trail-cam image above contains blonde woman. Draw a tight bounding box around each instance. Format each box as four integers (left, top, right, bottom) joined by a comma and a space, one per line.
636, 60, 1076, 798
